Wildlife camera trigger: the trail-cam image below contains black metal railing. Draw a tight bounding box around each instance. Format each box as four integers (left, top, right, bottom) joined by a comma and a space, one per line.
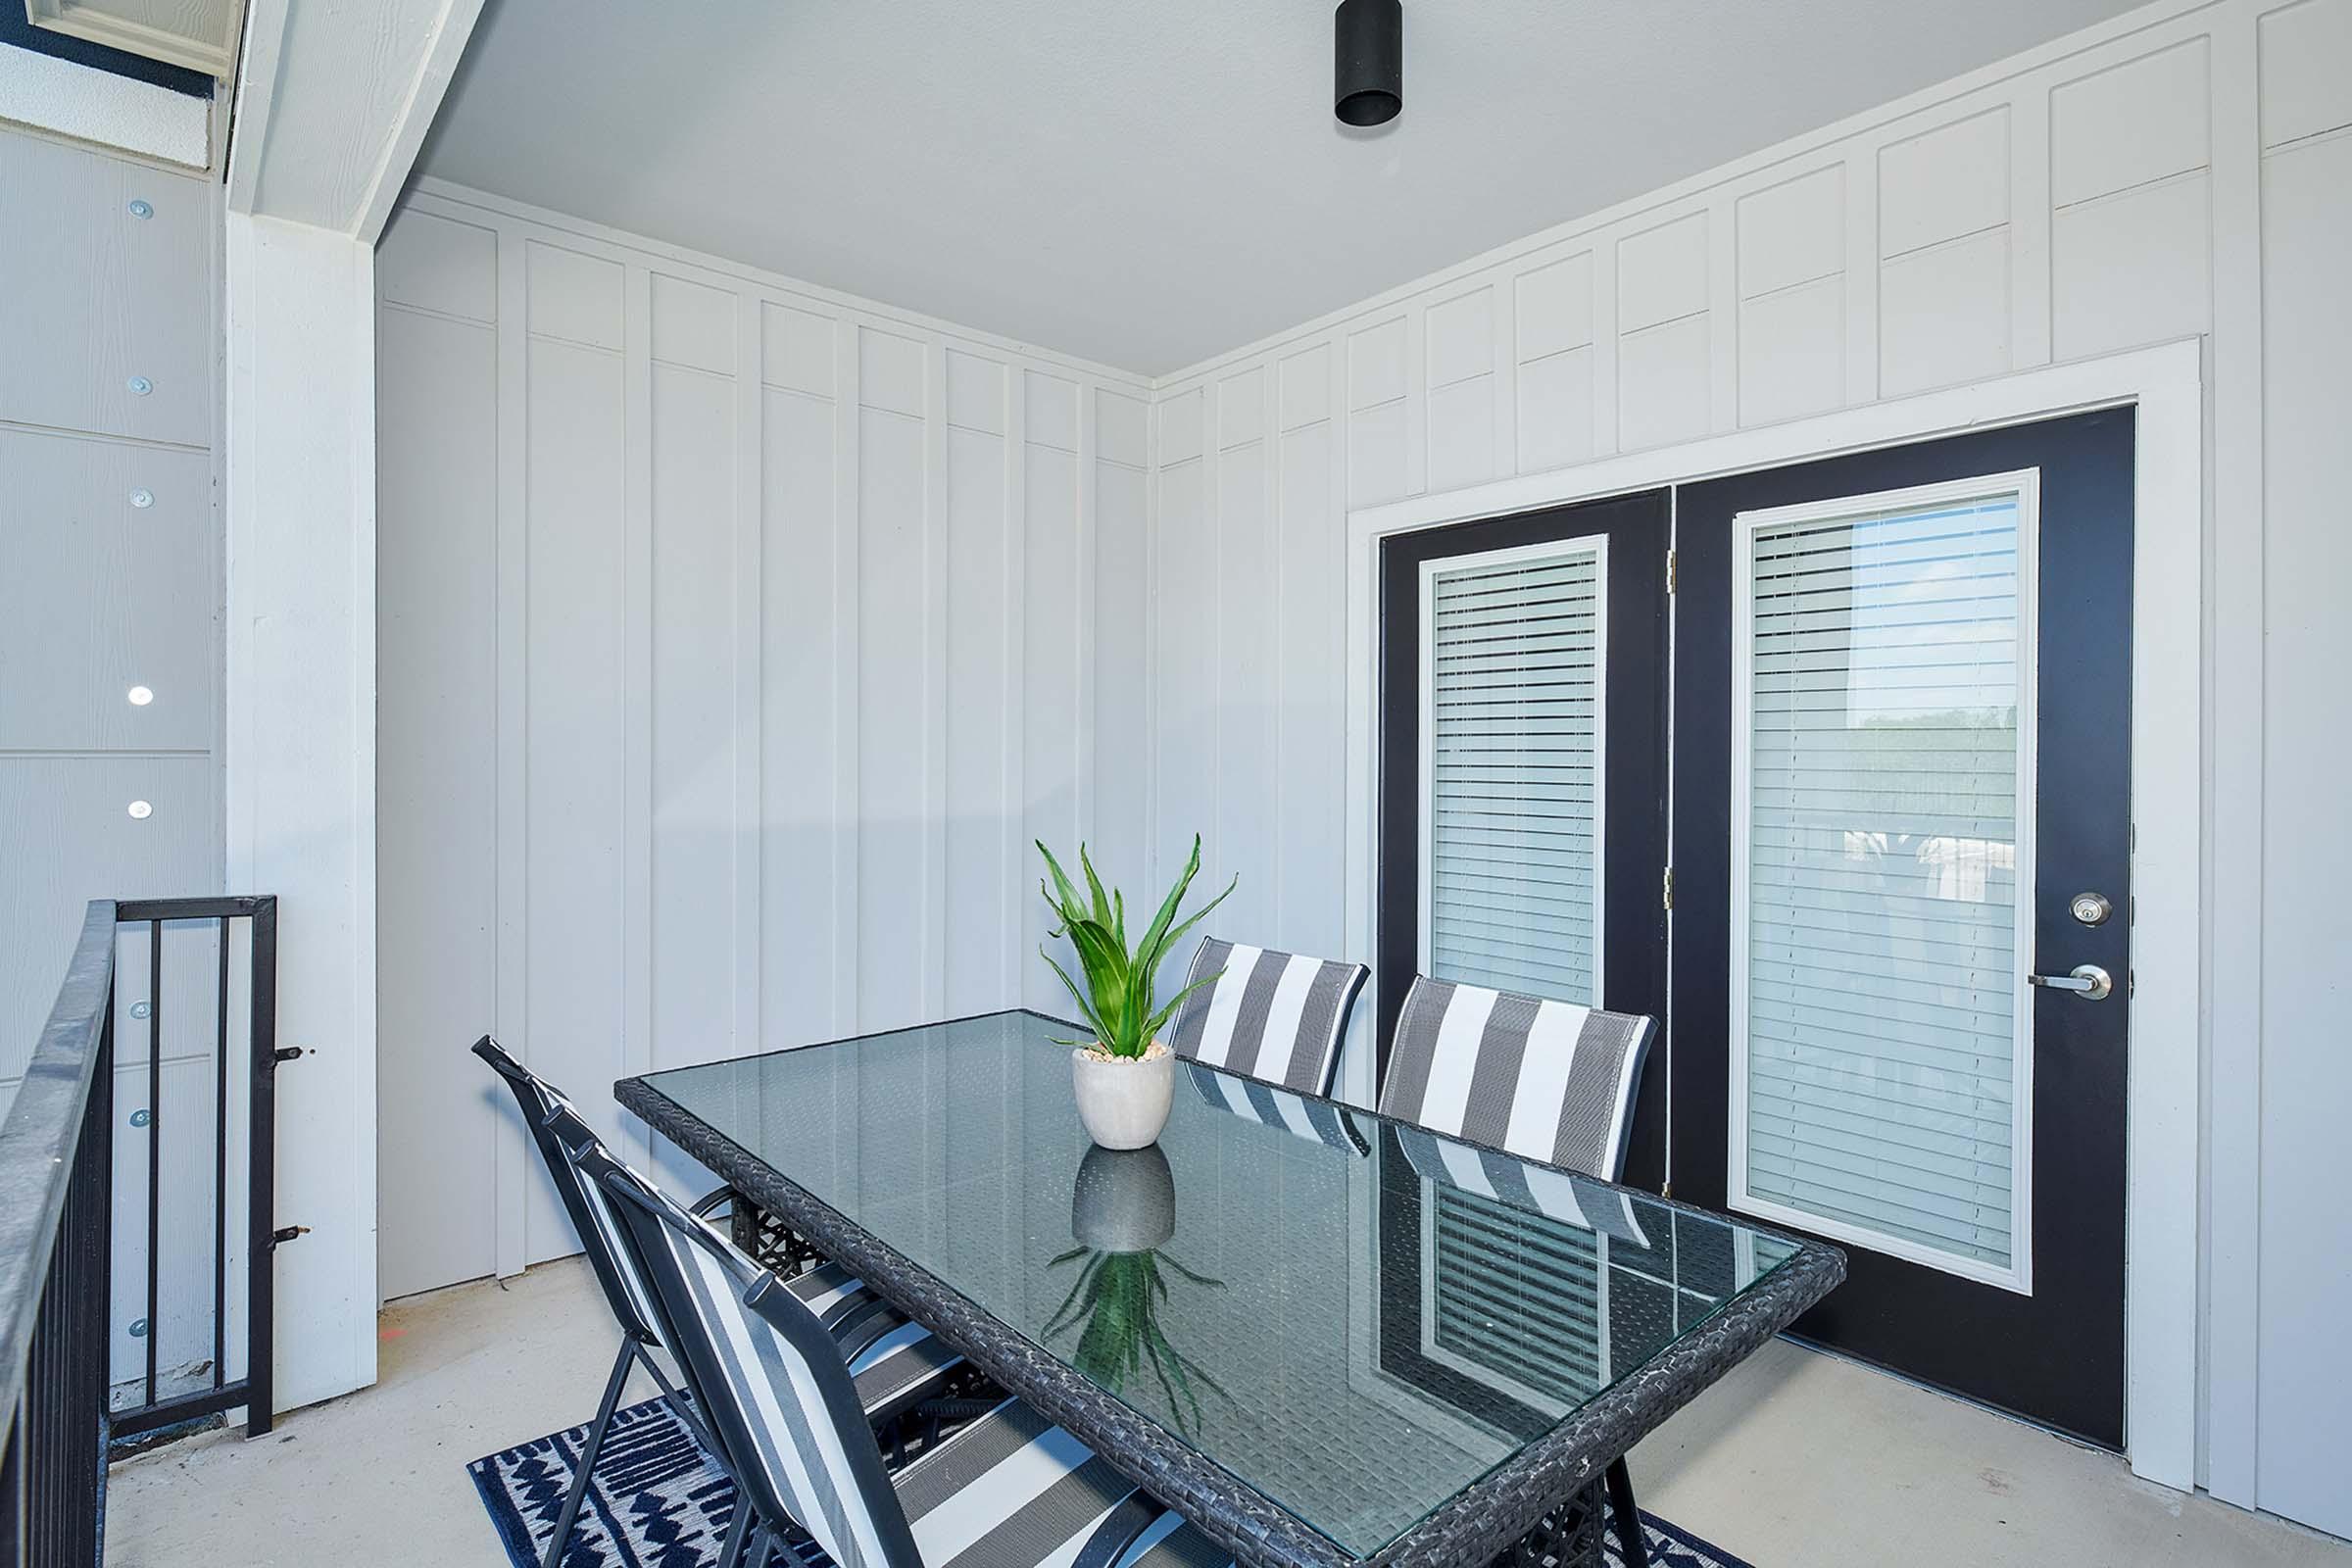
1, 896, 281, 1568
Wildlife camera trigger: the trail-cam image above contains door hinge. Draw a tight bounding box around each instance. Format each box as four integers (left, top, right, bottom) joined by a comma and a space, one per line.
1666, 549, 1678, 594
1661, 866, 1675, 911
270, 1225, 310, 1249
271, 1046, 305, 1066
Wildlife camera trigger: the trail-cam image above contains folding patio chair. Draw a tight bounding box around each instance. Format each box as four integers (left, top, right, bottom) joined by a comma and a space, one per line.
592, 1151, 1167, 1568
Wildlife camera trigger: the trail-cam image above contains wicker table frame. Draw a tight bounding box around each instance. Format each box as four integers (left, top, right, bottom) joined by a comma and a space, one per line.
619, 1072, 1843, 1568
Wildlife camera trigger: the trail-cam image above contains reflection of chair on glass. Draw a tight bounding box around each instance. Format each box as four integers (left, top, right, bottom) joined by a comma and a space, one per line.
1184, 1061, 1370, 1154
1166, 938, 1368, 1096
593, 1149, 1161, 1568
1375, 978, 1660, 1568
471, 1037, 962, 1568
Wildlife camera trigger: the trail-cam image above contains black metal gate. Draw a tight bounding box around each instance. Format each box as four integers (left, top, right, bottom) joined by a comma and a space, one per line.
1, 895, 284, 1567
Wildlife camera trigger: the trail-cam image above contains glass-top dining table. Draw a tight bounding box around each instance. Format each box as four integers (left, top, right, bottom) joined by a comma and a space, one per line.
616, 1009, 1843, 1568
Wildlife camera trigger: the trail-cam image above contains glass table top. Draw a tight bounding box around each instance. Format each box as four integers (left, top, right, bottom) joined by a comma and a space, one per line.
632, 1010, 1806, 1560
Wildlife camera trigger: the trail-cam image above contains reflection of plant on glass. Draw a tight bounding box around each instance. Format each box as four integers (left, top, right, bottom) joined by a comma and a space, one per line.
1044, 1246, 1229, 1438
1046, 1144, 1231, 1437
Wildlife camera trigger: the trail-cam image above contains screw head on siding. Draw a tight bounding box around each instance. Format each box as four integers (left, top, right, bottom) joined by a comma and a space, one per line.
126, 376, 153, 396
130, 1000, 151, 1019
127, 800, 153, 819
130, 1108, 151, 1129
129, 1318, 148, 1338
130, 489, 155, 509
128, 200, 153, 219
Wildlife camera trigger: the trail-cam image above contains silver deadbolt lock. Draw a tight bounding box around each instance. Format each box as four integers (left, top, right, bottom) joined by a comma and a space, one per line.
2071, 891, 2112, 926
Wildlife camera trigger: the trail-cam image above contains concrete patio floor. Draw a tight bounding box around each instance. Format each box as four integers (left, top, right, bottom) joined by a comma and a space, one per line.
105, 1255, 2348, 1567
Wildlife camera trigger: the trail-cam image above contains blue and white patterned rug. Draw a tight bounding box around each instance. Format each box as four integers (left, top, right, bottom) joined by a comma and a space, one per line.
469, 1397, 1752, 1568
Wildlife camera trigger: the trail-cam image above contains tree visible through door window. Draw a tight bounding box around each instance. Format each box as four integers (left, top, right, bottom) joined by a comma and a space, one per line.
1730, 476, 2035, 1291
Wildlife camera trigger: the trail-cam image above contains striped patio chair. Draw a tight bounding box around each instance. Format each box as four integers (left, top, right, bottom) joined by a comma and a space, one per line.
1376, 977, 1654, 1178
473, 1038, 961, 1568
1166, 938, 1368, 1097
1374, 977, 1660, 1567
594, 1155, 1167, 1568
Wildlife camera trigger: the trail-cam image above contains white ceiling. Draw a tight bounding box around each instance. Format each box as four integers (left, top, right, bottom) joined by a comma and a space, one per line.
417, 0, 2145, 376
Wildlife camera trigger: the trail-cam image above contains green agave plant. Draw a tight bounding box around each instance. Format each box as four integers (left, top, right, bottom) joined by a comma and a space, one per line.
1038, 834, 1235, 1058
1043, 1247, 1229, 1438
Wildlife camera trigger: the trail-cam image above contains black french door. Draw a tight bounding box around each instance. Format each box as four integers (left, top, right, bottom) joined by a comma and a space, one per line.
1670, 410, 2135, 1447
1376, 490, 1671, 1188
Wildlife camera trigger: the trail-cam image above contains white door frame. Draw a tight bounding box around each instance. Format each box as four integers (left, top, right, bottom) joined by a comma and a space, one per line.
1339, 338, 2202, 1490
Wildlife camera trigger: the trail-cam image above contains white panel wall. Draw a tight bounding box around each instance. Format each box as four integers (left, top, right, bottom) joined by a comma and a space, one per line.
374, 185, 1152, 1297
1140, 0, 2348, 1530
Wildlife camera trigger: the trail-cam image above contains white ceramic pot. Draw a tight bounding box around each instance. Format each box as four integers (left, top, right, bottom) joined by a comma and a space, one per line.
1070, 1043, 1175, 1151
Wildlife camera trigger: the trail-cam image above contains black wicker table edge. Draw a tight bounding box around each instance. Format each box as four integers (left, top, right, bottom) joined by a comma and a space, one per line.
615, 1068, 1845, 1568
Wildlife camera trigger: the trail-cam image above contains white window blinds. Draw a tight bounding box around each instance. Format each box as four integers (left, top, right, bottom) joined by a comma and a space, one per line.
1420, 540, 1606, 1007
1731, 481, 2034, 1290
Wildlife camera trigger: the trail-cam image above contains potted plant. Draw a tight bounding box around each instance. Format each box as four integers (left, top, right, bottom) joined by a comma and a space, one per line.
1038, 834, 1232, 1150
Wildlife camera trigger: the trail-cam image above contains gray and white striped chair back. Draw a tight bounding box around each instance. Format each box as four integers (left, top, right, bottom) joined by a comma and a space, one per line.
591, 1151, 920, 1568
1167, 938, 1368, 1096
1378, 977, 1654, 1180
1185, 1063, 1368, 1155
471, 1036, 667, 1349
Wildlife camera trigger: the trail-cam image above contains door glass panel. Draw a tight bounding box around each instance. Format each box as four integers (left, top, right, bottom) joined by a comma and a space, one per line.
1421, 538, 1605, 1004
1731, 478, 2034, 1290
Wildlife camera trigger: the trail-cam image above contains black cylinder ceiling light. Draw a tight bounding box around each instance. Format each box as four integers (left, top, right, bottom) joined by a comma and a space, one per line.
1334, 0, 1402, 126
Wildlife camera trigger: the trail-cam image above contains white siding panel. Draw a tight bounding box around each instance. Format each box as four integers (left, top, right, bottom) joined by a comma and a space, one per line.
1027, 369, 1080, 451
1275, 417, 1344, 959
761, 302, 837, 396
1348, 317, 1409, 410
1617, 211, 1710, 332
1880, 108, 2010, 256
1739, 274, 1845, 425
2052, 172, 2212, 360
650, 364, 739, 1080
2259, 0, 2352, 148
520, 335, 627, 1260
860, 328, 926, 417
1217, 366, 1267, 448
1091, 458, 1152, 894
1348, 397, 1410, 506
2254, 123, 2352, 1541
375, 305, 498, 1298
1738, 167, 1846, 299
651, 272, 737, 374
1516, 347, 1596, 473
946, 350, 1007, 434
1277, 343, 1333, 431
524, 242, 623, 349
1098, 386, 1150, 466
1427, 287, 1495, 389
1427, 373, 1496, 493
1879, 228, 2010, 395
858, 408, 929, 1031
1617, 313, 1711, 451
0, 431, 214, 753
2052, 39, 2212, 206
1214, 439, 1273, 941
945, 423, 1011, 1014
377, 208, 496, 321
1023, 441, 1082, 1011
1514, 254, 1594, 363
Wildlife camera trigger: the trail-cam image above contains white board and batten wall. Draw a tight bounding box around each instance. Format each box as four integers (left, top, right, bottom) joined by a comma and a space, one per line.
373, 183, 1155, 1299
1139, 0, 2351, 1532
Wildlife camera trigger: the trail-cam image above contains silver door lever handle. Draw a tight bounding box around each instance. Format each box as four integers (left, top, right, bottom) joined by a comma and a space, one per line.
2029, 964, 2112, 1001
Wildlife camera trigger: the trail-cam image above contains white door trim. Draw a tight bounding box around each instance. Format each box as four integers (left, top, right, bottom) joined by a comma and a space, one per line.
1340, 338, 2202, 1490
